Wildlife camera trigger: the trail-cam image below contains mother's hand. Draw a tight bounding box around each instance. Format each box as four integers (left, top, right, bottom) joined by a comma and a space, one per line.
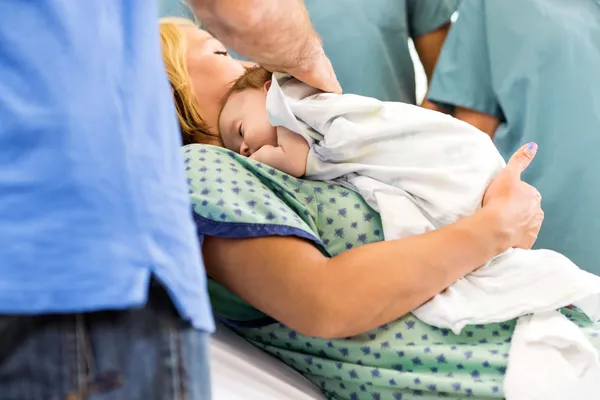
482, 143, 544, 250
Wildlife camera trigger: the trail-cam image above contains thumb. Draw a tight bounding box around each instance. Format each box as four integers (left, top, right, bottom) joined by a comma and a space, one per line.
288, 53, 342, 94
506, 142, 538, 177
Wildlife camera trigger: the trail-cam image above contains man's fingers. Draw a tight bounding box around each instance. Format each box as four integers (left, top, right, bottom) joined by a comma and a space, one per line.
293, 69, 342, 94
506, 142, 538, 177
307, 75, 342, 94
287, 52, 342, 94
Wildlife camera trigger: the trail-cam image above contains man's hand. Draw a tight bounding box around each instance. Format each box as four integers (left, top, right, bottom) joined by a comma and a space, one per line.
262, 35, 342, 94
191, 0, 342, 94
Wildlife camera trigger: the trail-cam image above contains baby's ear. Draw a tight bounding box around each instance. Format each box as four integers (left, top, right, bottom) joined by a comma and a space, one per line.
264, 80, 272, 91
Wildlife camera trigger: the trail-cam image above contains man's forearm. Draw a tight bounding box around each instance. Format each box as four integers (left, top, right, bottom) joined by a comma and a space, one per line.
190, 0, 320, 69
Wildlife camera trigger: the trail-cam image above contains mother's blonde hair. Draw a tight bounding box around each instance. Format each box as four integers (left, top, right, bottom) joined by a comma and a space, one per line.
159, 17, 222, 146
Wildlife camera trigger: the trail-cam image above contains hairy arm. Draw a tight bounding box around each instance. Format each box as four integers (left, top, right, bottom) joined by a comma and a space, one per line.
190, 0, 316, 69
454, 106, 501, 138
203, 207, 509, 339
189, 0, 342, 93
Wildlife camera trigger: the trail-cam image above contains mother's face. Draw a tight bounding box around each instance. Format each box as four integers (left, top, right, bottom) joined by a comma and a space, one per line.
182, 27, 254, 133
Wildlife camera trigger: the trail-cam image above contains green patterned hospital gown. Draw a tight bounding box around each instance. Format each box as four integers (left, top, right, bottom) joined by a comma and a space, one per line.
184, 144, 600, 400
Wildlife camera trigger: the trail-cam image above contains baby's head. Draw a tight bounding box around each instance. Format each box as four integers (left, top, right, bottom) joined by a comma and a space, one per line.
218, 66, 278, 156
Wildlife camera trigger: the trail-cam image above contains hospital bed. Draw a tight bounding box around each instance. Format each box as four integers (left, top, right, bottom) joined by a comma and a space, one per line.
211, 321, 325, 399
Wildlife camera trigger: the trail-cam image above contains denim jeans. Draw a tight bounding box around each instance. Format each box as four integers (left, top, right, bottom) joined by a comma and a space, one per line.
0, 283, 211, 400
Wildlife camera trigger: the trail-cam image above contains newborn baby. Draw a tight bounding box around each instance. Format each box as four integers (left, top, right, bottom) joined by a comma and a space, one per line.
218, 66, 503, 231
218, 67, 310, 178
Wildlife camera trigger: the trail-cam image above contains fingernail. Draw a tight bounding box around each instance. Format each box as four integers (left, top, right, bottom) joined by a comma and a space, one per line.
525, 142, 538, 153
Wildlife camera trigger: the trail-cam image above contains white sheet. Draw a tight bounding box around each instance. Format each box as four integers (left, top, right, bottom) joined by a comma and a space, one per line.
210, 322, 324, 399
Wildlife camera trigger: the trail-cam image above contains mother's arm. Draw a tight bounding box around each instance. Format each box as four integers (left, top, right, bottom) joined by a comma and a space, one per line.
205, 207, 505, 338
203, 145, 542, 339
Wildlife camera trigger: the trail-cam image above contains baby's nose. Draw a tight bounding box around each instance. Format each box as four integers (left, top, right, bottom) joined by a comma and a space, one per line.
240, 142, 251, 157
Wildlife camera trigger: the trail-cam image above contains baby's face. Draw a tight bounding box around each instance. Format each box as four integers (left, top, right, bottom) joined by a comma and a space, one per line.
218, 88, 278, 156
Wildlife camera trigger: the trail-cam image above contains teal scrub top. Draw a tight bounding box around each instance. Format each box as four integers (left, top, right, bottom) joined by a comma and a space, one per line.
303, 0, 458, 102
428, 0, 600, 274
157, 0, 458, 102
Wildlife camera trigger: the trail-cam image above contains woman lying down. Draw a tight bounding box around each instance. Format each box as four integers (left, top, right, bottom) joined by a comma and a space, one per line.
214, 66, 600, 398
160, 17, 600, 398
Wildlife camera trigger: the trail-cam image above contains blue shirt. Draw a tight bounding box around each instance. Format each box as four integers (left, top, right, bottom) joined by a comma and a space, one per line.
157, 0, 458, 102
428, 0, 600, 274
0, 1, 214, 330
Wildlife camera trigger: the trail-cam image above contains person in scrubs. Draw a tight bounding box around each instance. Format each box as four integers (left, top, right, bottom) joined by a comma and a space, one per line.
0, 0, 338, 398
304, 0, 459, 104
158, 0, 458, 104
427, 0, 600, 274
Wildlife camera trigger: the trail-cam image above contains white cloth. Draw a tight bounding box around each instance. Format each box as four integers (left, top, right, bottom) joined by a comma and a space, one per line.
266, 73, 600, 399
504, 311, 600, 400
211, 322, 323, 400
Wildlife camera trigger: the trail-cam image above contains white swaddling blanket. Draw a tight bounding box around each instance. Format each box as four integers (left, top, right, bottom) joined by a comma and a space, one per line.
266, 73, 600, 399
